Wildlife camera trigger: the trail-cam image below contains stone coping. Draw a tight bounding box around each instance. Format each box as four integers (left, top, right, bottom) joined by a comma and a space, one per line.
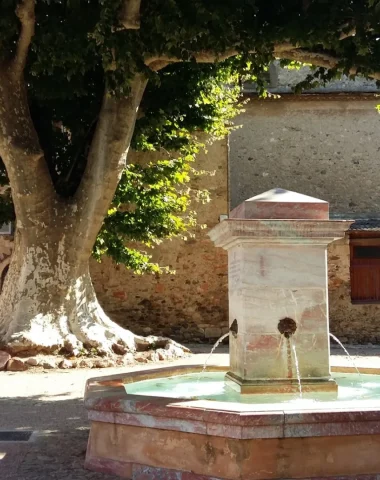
85, 364, 380, 440
229, 188, 330, 221
208, 218, 353, 248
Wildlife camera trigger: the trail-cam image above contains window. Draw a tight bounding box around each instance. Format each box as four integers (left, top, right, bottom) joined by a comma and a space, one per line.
350, 235, 380, 303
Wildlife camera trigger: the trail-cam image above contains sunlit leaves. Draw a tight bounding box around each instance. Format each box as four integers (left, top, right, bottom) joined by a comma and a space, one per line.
94, 60, 246, 273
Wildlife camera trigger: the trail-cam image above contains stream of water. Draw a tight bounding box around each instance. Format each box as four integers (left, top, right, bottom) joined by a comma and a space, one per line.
201, 332, 229, 375
329, 333, 361, 375
290, 338, 302, 398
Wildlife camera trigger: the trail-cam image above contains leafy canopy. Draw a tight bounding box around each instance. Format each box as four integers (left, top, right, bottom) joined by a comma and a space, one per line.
1, 0, 380, 272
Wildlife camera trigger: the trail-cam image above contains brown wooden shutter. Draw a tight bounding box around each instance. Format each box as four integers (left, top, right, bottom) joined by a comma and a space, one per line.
350, 234, 380, 304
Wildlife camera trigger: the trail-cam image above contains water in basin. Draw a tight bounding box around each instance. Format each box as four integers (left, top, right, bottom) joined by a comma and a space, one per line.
124, 372, 380, 407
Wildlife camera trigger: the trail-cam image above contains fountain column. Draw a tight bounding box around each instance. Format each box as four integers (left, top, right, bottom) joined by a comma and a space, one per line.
209, 188, 352, 394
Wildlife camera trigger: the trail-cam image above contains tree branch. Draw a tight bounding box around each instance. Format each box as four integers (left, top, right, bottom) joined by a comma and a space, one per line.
339, 28, 356, 40
275, 48, 380, 80
0, 75, 57, 229
120, 0, 141, 29
146, 42, 380, 83
278, 49, 347, 71
74, 74, 148, 256
145, 43, 300, 70
13, 0, 35, 77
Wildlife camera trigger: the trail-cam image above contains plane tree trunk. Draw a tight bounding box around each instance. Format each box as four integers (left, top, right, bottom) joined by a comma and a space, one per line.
0, 226, 147, 356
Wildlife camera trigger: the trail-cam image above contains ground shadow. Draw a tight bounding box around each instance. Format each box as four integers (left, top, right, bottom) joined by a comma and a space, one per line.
0, 393, 119, 480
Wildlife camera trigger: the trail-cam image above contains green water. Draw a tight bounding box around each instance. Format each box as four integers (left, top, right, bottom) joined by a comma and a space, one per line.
124, 372, 380, 407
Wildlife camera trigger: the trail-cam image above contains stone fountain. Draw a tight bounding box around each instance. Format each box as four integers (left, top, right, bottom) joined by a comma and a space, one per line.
84, 189, 380, 480
209, 188, 349, 394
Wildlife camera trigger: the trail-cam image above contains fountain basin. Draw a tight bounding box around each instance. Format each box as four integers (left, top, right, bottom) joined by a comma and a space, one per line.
84, 364, 380, 480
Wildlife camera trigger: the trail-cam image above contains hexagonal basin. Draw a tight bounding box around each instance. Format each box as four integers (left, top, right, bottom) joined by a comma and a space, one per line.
124, 372, 380, 407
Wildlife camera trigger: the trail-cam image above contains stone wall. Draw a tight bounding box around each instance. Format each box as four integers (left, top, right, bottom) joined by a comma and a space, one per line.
90, 138, 229, 342
229, 95, 380, 215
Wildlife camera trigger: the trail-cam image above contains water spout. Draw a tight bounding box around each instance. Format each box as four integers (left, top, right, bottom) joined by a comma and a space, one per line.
278, 317, 297, 338
329, 333, 361, 376
229, 319, 238, 337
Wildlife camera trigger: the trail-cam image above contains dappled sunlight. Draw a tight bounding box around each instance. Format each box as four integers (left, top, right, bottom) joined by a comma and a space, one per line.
34, 393, 82, 402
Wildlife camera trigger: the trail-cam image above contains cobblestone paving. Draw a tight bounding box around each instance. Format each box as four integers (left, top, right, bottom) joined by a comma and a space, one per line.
1, 430, 119, 480
0, 366, 135, 479
1, 346, 380, 479
0, 390, 120, 479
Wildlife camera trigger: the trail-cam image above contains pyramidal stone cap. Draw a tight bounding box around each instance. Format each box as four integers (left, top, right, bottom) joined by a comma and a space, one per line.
229, 188, 329, 220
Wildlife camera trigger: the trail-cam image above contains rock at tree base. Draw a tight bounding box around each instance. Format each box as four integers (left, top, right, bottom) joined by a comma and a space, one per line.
42, 359, 56, 370
58, 359, 73, 369
135, 353, 148, 363
112, 344, 128, 355
93, 358, 114, 368
78, 359, 93, 368
156, 349, 168, 361
0, 339, 191, 372
165, 343, 186, 358
0, 351, 11, 370
7, 358, 28, 371
26, 357, 39, 366
147, 351, 160, 362
123, 353, 135, 365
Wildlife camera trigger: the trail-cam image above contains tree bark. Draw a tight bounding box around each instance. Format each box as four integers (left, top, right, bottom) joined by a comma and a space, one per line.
74, 75, 148, 258
0, 228, 119, 355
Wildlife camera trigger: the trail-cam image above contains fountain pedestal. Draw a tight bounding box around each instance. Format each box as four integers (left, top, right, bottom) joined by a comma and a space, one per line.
209, 189, 352, 394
